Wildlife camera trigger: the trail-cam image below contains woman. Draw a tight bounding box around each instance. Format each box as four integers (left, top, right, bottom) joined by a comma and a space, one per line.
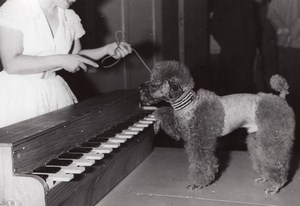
0, 0, 132, 127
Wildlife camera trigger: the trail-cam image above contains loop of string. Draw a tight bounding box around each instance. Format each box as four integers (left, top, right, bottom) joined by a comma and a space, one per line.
101, 31, 152, 73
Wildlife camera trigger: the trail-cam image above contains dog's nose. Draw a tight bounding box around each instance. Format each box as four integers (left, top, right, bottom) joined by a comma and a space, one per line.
138, 82, 150, 91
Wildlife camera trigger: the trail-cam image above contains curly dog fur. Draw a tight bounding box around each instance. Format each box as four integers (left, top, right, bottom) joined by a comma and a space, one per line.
140, 60, 295, 195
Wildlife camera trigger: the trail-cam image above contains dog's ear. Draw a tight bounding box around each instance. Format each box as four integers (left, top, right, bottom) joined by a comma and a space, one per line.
168, 80, 183, 99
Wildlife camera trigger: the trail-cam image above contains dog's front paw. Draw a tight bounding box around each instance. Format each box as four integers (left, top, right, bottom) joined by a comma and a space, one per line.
265, 185, 280, 195
186, 184, 203, 190
153, 120, 161, 134
153, 110, 162, 134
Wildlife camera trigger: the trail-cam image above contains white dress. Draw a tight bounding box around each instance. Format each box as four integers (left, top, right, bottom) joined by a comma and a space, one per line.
0, 0, 85, 128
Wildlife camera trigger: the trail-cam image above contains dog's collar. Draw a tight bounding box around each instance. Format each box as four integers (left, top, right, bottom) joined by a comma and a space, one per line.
170, 90, 197, 111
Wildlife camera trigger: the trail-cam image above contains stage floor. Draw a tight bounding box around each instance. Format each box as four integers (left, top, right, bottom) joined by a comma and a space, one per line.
96, 147, 300, 206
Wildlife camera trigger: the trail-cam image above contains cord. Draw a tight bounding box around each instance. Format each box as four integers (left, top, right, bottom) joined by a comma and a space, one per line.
101, 31, 152, 73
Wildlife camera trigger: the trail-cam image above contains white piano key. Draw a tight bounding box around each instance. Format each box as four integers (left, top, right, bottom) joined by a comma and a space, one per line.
47, 173, 74, 182
142, 106, 157, 110
128, 126, 144, 131
60, 166, 85, 174
33, 172, 74, 182
139, 120, 152, 124
144, 117, 156, 121
134, 123, 149, 128
108, 137, 126, 143
82, 152, 104, 160
122, 129, 139, 135
148, 114, 155, 118
115, 133, 133, 139
91, 146, 113, 153
101, 142, 120, 148
68, 159, 95, 167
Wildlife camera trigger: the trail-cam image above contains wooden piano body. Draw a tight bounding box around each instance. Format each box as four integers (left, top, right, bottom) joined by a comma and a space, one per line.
0, 90, 155, 206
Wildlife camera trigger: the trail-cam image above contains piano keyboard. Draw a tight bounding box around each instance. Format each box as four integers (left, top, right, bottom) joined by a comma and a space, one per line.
31, 110, 156, 189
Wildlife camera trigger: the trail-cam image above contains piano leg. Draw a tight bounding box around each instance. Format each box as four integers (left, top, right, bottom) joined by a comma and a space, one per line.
0, 147, 46, 206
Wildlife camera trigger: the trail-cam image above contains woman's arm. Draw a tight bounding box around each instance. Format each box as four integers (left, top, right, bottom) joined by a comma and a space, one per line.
74, 39, 132, 61
0, 27, 98, 74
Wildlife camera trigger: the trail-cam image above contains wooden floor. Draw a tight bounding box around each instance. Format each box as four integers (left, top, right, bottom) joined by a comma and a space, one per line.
96, 147, 300, 206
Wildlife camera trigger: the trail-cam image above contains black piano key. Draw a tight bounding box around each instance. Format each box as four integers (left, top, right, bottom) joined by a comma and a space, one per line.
69, 147, 92, 153
126, 119, 140, 125
88, 137, 109, 143
33, 166, 61, 174
81, 142, 102, 147
142, 111, 152, 115
58, 153, 83, 159
46, 159, 73, 166
107, 127, 123, 134
97, 132, 115, 137
132, 113, 148, 120
111, 124, 130, 132
112, 123, 131, 131
130, 115, 142, 121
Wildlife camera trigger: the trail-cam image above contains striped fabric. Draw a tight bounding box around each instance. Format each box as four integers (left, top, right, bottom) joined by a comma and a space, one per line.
170, 91, 197, 111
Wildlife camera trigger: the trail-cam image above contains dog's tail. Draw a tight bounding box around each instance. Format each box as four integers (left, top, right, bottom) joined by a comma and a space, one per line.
270, 74, 289, 99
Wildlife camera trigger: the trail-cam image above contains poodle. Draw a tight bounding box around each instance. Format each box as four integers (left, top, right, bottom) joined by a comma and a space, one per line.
139, 60, 295, 195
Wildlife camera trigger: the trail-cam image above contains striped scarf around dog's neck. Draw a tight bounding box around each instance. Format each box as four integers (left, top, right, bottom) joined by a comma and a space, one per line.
169, 90, 197, 111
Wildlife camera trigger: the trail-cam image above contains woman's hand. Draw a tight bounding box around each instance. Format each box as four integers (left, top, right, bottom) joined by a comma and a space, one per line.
106, 42, 132, 59
57, 54, 99, 73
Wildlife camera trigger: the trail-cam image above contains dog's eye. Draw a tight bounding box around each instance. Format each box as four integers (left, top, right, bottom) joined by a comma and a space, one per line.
172, 83, 180, 91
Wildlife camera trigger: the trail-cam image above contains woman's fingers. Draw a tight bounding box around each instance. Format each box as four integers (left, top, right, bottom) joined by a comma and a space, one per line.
70, 56, 98, 73
78, 62, 87, 72
113, 48, 124, 59
112, 42, 132, 59
78, 56, 99, 68
119, 42, 132, 53
117, 45, 129, 57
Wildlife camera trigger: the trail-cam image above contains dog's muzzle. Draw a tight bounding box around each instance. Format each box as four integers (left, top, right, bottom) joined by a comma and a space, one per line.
138, 82, 161, 106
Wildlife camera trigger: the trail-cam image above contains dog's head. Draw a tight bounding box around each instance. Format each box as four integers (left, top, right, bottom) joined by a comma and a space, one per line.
139, 61, 194, 105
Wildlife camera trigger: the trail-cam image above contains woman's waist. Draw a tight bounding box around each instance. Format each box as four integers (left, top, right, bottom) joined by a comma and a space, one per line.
0, 71, 57, 79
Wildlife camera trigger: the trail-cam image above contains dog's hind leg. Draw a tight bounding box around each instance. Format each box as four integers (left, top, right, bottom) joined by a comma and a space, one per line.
254, 96, 295, 194
248, 129, 293, 194
246, 133, 267, 184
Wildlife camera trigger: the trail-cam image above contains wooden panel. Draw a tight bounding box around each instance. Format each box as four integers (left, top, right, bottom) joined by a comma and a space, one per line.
125, 0, 156, 89
180, 0, 209, 70
161, 0, 180, 61
66, 0, 126, 95
93, 0, 127, 93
